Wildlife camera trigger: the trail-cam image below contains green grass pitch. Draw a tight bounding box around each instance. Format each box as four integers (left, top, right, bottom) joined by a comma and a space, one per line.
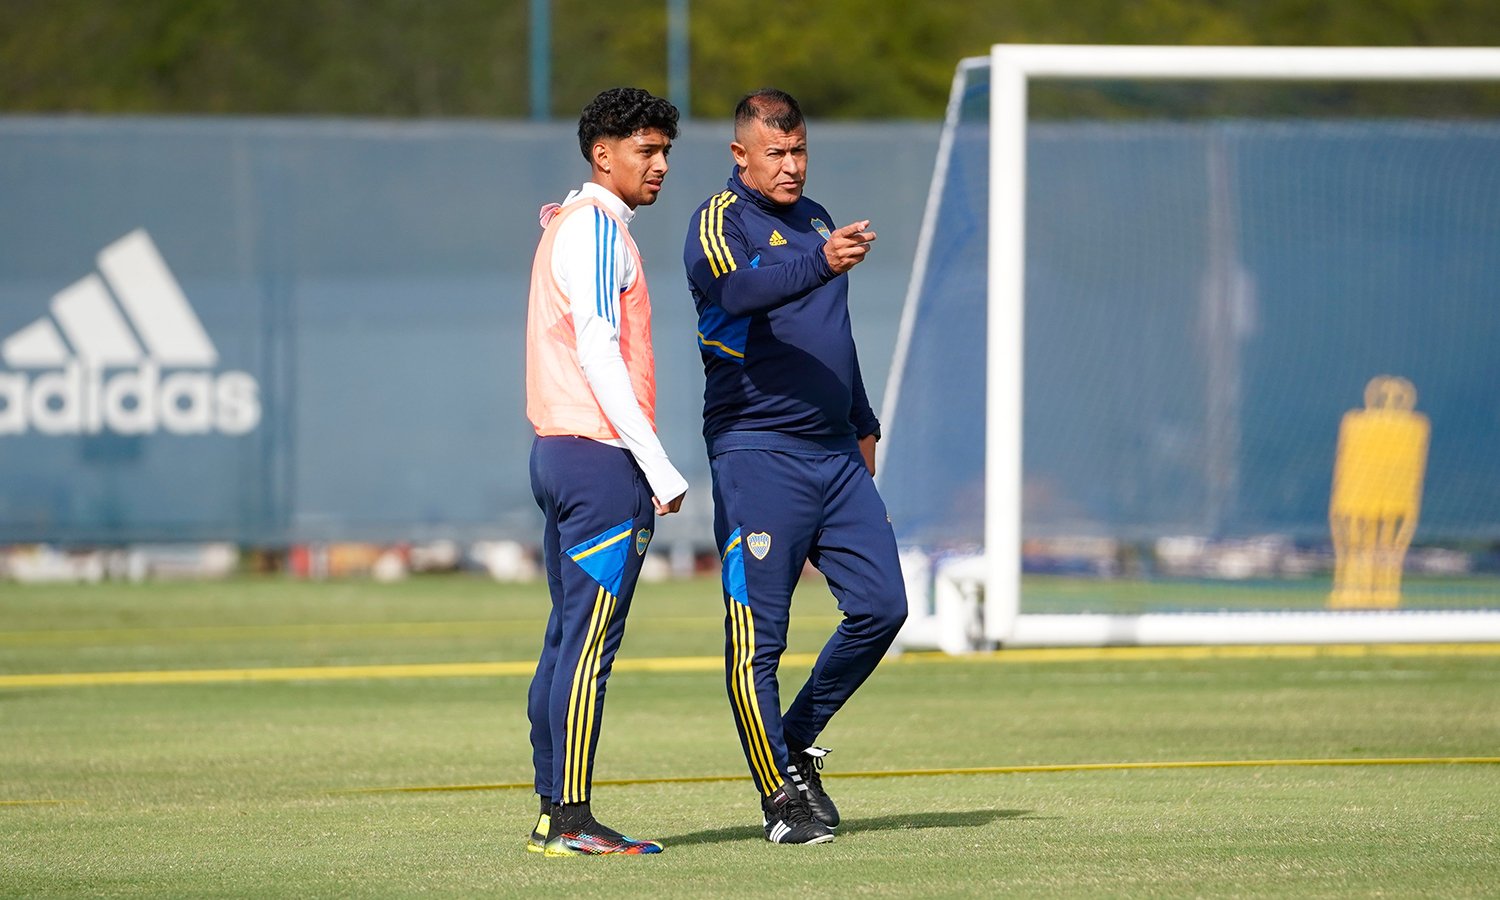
2, 575, 1498, 897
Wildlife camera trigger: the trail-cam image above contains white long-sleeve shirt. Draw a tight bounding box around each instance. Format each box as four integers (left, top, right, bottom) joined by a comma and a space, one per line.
550, 182, 688, 504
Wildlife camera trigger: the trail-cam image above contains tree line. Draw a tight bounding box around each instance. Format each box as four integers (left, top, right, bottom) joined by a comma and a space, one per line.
3, 0, 1499, 119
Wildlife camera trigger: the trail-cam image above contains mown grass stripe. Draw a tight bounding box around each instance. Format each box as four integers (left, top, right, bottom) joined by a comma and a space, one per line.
0, 661, 540, 688
0, 614, 831, 646
329, 756, 1500, 795
4, 642, 1497, 689
0, 621, 536, 645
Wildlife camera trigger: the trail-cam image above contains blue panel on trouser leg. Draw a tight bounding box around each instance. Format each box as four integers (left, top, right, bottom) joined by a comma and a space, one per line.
566, 519, 634, 597
721, 527, 749, 606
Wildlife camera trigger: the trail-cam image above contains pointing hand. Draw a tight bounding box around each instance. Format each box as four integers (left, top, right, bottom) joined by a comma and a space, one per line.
822, 220, 877, 275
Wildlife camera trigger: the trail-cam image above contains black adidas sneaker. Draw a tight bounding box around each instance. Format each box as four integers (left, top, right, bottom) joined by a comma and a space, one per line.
787, 746, 840, 828
761, 785, 834, 845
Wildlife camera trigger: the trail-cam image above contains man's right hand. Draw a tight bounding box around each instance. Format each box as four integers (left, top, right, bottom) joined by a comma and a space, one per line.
823, 220, 876, 275
654, 491, 686, 516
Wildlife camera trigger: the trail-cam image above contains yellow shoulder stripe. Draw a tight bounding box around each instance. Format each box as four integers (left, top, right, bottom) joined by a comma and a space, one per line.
698, 191, 738, 279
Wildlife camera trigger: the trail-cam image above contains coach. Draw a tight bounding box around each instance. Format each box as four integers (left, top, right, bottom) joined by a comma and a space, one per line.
683, 88, 908, 846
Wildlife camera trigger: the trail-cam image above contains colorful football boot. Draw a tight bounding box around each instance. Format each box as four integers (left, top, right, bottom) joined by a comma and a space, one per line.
543, 813, 663, 856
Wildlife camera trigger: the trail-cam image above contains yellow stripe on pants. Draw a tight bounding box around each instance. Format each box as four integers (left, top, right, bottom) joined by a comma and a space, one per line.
729, 600, 780, 794
563, 587, 614, 804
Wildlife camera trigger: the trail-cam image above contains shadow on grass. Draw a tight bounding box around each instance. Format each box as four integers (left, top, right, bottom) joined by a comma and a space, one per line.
660, 808, 1034, 847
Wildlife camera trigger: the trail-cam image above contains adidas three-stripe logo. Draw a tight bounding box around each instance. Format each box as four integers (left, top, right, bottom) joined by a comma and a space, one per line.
0, 229, 261, 436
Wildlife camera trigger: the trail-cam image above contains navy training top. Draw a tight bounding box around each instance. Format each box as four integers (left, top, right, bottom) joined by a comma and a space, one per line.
683, 168, 880, 457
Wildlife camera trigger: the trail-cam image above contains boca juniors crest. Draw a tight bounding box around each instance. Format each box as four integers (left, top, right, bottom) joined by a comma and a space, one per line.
810, 218, 832, 240
635, 528, 652, 556
746, 531, 772, 560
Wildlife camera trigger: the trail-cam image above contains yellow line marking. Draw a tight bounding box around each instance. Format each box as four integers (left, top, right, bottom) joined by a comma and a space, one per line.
0, 799, 69, 806
4, 642, 1497, 689
0, 621, 537, 646
0, 661, 540, 688
0, 614, 826, 647
329, 756, 1500, 795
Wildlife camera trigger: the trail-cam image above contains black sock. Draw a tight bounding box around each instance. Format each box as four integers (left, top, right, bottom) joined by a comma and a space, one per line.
551, 800, 593, 835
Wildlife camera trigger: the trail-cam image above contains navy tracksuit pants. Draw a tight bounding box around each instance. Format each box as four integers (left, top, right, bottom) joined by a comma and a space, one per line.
712, 446, 908, 797
528, 435, 655, 805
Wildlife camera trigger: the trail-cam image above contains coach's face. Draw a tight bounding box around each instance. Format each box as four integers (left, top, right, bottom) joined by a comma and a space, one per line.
732, 120, 807, 206
595, 128, 672, 209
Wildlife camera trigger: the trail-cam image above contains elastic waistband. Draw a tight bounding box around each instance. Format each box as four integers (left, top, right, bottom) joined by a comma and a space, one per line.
707, 430, 859, 457
533, 434, 630, 455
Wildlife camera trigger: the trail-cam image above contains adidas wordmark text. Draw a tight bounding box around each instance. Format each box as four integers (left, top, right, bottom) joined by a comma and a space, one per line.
0, 230, 261, 436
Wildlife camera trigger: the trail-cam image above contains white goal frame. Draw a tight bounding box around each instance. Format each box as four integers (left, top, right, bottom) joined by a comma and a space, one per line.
891, 45, 1500, 649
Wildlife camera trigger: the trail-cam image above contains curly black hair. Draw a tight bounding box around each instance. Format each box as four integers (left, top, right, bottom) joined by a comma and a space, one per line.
577, 87, 680, 163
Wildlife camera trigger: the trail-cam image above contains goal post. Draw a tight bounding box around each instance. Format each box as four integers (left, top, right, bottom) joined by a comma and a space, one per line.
882, 45, 1500, 650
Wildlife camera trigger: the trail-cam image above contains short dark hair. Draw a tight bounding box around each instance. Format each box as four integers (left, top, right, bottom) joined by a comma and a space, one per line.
577, 87, 679, 163
734, 88, 804, 135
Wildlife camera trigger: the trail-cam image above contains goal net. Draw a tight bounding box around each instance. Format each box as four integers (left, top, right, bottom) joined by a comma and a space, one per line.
880, 46, 1500, 650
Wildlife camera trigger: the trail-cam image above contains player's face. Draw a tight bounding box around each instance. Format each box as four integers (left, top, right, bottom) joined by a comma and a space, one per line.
596, 128, 672, 209
732, 121, 807, 206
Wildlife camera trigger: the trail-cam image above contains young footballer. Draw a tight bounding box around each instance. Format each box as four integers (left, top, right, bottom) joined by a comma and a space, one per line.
524, 87, 688, 856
